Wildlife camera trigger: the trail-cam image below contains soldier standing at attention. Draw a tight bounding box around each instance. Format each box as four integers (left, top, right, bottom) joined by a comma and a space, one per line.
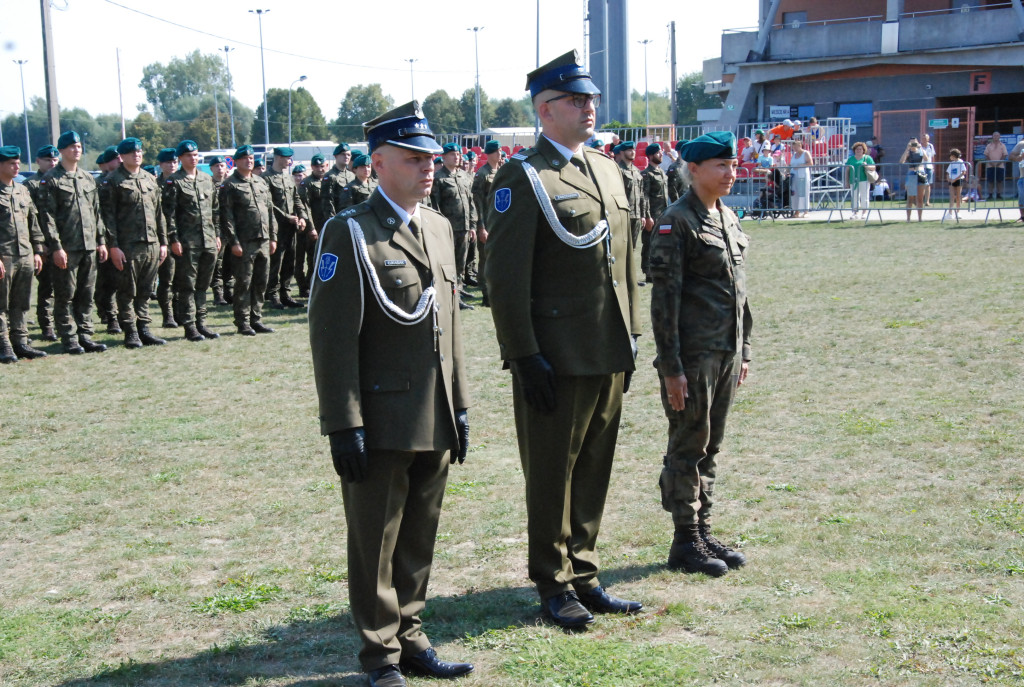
207, 155, 232, 306
649, 132, 752, 578
484, 50, 643, 629
471, 139, 501, 308
430, 142, 477, 310
615, 140, 647, 253
162, 140, 221, 342
338, 153, 378, 211
220, 145, 277, 336
155, 148, 179, 328
321, 142, 356, 219
101, 138, 169, 349
38, 131, 109, 355
263, 146, 308, 309
667, 139, 690, 204
308, 101, 473, 687
0, 146, 46, 363
94, 146, 122, 332
295, 153, 327, 297
640, 142, 669, 286
24, 144, 59, 342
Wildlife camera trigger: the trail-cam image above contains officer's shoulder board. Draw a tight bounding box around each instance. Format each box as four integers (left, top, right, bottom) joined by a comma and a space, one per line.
419, 203, 444, 219
337, 203, 371, 220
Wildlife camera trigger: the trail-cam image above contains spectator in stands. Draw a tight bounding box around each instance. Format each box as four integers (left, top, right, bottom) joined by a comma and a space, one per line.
982, 132, 1008, 200
845, 141, 876, 220
789, 138, 813, 218
921, 133, 936, 206
804, 117, 823, 143
739, 137, 755, 164
770, 134, 785, 163
899, 139, 927, 222
751, 130, 769, 158
947, 148, 967, 217
770, 119, 795, 140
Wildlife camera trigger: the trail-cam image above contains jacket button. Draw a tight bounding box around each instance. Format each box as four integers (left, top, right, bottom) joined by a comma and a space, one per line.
610, 257, 616, 264
613, 280, 619, 287
440, 354, 445, 361
395, 279, 403, 285
373, 384, 380, 391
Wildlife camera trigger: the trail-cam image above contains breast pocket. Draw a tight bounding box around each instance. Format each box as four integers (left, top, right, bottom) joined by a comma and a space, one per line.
690, 230, 730, 277
553, 198, 594, 236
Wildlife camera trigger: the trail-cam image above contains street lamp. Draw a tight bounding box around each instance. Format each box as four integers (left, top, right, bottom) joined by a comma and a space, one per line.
288, 75, 307, 145
405, 58, 418, 101
468, 26, 484, 133
638, 39, 653, 128
249, 9, 271, 146
14, 59, 31, 172
223, 45, 236, 148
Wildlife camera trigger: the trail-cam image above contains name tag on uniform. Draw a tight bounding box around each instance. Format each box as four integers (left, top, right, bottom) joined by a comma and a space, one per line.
384, 260, 407, 267
554, 192, 580, 201
658, 224, 672, 234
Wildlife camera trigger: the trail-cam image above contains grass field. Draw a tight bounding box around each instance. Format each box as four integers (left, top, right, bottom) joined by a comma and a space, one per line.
2, 219, 1024, 686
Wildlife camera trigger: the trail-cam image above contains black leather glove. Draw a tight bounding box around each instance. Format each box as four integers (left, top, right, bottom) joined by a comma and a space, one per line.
453, 409, 469, 464
329, 427, 368, 483
510, 353, 556, 413
623, 335, 639, 393
623, 370, 633, 394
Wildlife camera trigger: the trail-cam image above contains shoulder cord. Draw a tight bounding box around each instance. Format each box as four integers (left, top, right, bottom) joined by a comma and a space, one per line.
516, 156, 608, 249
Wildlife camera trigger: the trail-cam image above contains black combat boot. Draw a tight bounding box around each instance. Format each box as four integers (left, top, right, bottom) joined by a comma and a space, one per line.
267, 296, 285, 310
41, 325, 58, 341
13, 341, 47, 359
212, 286, 227, 306
62, 336, 85, 355
160, 303, 178, 328
138, 326, 167, 346
667, 524, 729, 577
183, 324, 205, 342
251, 321, 275, 334
196, 321, 219, 339
77, 334, 107, 353
123, 325, 143, 349
223, 286, 234, 305
698, 522, 747, 569
1, 335, 20, 363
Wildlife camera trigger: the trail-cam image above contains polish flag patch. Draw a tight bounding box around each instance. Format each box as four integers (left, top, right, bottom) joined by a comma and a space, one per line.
658, 224, 672, 234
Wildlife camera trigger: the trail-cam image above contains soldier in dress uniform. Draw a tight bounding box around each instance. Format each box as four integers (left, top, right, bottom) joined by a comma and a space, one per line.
640, 142, 669, 285
155, 148, 179, 328
38, 131, 109, 355
100, 138, 169, 349
321, 142, 356, 219
471, 139, 501, 307
649, 132, 752, 578
666, 139, 690, 204
207, 155, 232, 306
94, 146, 123, 332
484, 49, 644, 629
430, 142, 477, 310
263, 146, 308, 309
162, 140, 221, 342
24, 144, 59, 342
295, 153, 328, 297
0, 146, 46, 363
308, 101, 473, 687
337, 152, 378, 211
219, 145, 277, 336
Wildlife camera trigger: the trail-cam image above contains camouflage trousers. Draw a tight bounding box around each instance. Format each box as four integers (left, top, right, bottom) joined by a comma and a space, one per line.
52, 249, 98, 339
658, 351, 740, 526
173, 243, 217, 326
232, 239, 269, 328
36, 259, 54, 330
116, 243, 161, 328
0, 254, 33, 344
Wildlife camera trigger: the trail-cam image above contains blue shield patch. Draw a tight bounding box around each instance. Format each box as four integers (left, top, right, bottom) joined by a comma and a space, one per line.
317, 253, 339, 282
494, 187, 511, 213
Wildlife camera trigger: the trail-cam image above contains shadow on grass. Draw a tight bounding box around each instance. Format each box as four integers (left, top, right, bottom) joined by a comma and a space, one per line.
54, 563, 664, 687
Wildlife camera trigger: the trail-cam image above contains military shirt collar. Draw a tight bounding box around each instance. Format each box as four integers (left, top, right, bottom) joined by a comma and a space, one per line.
541, 134, 583, 167
377, 185, 421, 227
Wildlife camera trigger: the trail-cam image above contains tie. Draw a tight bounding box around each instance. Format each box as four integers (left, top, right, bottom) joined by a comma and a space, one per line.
407, 216, 420, 237
571, 154, 588, 176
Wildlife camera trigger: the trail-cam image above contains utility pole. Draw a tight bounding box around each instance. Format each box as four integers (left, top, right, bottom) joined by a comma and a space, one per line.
249, 9, 271, 146
223, 46, 236, 148
468, 27, 484, 134
405, 58, 418, 101
39, 0, 60, 145
214, 88, 222, 149
116, 48, 126, 138
288, 75, 307, 145
639, 39, 653, 127
15, 60, 32, 172
669, 21, 678, 129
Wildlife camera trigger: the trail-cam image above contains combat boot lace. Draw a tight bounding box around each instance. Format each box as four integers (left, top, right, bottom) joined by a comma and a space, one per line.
183, 324, 205, 342
123, 326, 143, 349
668, 525, 729, 577
138, 327, 167, 346
698, 523, 747, 569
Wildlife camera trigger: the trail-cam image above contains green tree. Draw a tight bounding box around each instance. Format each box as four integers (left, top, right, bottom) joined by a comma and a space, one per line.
128, 112, 180, 165
333, 84, 393, 141
675, 71, 721, 125
458, 88, 495, 133
493, 97, 532, 128
250, 87, 329, 145
631, 90, 672, 126
140, 50, 230, 120
422, 90, 462, 135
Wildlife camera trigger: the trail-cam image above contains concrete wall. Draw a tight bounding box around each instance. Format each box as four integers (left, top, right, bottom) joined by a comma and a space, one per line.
770, 21, 884, 60
899, 8, 1020, 51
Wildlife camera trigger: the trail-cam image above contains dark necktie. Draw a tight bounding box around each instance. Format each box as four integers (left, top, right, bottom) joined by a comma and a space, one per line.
571, 154, 588, 176
407, 216, 420, 237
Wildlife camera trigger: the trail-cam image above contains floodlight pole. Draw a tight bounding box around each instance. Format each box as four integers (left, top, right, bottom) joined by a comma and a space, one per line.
405, 58, 418, 100
468, 26, 484, 133
224, 46, 237, 147
15, 59, 31, 172
288, 75, 307, 145
249, 9, 271, 146
639, 39, 653, 127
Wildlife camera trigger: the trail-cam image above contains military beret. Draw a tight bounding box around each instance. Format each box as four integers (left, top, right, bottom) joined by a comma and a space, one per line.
363, 101, 442, 155
99, 146, 119, 164
442, 142, 461, 154
310, 153, 326, 165
0, 145, 22, 162
273, 146, 294, 157
142, 165, 158, 176
233, 144, 255, 159
292, 164, 306, 174
620, 140, 636, 150
484, 140, 501, 154
526, 49, 601, 98
434, 157, 443, 165
254, 155, 265, 166
645, 143, 661, 156
206, 155, 225, 166
36, 145, 60, 159
589, 139, 604, 149
176, 140, 199, 156
465, 150, 476, 159
156, 148, 177, 163
333, 143, 351, 155
351, 153, 371, 168
674, 139, 689, 152
117, 138, 143, 155
57, 131, 81, 149
681, 131, 737, 163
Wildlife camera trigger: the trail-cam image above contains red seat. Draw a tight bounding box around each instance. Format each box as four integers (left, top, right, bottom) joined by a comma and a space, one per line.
634, 156, 649, 170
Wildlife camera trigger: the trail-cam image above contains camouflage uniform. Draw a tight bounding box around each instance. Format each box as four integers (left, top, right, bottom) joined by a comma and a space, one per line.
471, 161, 498, 303
162, 168, 220, 328
338, 177, 378, 212
295, 173, 324, 296
430, 165, 476, 285
156, 171, 178, 324
262, 167, 308, 304
649, 190, 752, 528
321, 166, 356, 220
0, 180, 44, 350
666, 160, 689, 204
219, 169, 276, 329
93, 168, 120, 327
23, 175, 55, 336
641, 162, 669, 280
618, 159, 647, 250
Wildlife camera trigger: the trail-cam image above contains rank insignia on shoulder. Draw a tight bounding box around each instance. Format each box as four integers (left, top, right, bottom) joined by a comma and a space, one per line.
658, 224, 672, 234
340, 209, 355, 217
494, 187, 511, 213
317, 252, 339, 282
384, 259, 407, 266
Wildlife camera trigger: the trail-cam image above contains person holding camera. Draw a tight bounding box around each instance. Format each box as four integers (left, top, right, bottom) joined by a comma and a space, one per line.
900, 139, 928, 222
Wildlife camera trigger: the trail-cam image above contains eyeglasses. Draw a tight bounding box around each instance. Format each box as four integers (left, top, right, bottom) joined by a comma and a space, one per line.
545, 93, 601, 109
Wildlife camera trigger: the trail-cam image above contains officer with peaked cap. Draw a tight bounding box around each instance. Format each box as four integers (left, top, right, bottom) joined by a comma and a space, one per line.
484, 49, 643, 629
24, 144, 60, 342
0, 145, 46, 363
308, 101, 472, 687
649, 131, 752, 578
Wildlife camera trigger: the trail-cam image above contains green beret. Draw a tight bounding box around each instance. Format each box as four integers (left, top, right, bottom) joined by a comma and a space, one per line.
674, 139, 689, 153
681, 131, 737, 163
292, 164, 306, 174
57, 131, 81, 149
176, 140, 198, 156
233, 145, 255, 159
36, 145, 60, 160
484, 140, 501, 154
156, 148, 177, 163
254, 155, 265, 166
620, 140, 636, 150
206, 155, 225, 166
434, 157, 443, 165
333, 143, 351, 155
99, 146, 119, 164
116, 138, 143, 155
589, 139, 604, 149
273, 146, 294, 158
645, 143, 661, 156
465, 150, 476, 159
611, 143, 622, 154
442, 142, 461, 154
0, 145, 22, 162
351, 153, 371, 168
142, 165, 158, 176
310, 153, 326, 165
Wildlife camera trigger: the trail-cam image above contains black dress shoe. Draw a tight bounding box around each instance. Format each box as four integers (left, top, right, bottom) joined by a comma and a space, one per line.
251, 322, 275, 334
368, 665, 406, 687
577, 586, 643, 615
543, 591, 594, 629
400, 647, 473, 679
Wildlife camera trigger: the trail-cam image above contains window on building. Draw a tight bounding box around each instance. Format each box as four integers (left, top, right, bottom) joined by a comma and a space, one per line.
837, 102, 874, 124
797, 105, 815, 120
782, 11, 808, 28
